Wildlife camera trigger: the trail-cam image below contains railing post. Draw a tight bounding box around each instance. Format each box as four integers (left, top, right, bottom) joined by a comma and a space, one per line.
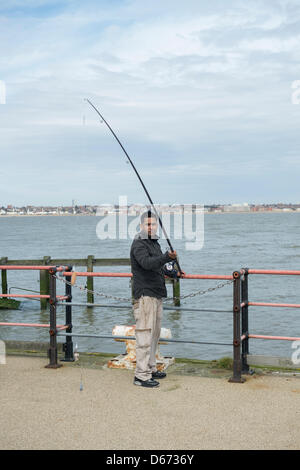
62, 266, 74, 362
40, 256, 51, 310
173, 255, 180, 306
45, 268, 62, 369
172, 278, 180, 306
130, 277, 134, 304
229, 271, 245, 383
0, 257, 8, 294
241, 268, 250, 374
87, 255, 94, 304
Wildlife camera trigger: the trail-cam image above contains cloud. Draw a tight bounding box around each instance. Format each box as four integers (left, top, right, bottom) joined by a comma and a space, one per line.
0, 0, 300, 205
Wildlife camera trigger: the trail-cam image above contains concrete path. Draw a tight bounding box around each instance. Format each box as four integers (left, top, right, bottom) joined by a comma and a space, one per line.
0, 356, 299, 450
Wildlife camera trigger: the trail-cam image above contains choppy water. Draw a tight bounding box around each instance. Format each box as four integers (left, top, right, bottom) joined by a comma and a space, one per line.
0, 212, 299, 360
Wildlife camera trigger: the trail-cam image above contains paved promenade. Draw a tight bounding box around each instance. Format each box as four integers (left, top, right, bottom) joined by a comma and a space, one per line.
0, 356, 299, 450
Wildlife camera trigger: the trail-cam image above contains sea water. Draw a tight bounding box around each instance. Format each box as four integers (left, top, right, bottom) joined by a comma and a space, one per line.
0, 212, 299, 360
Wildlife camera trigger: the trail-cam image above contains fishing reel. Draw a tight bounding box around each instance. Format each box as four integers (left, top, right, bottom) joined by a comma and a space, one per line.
163, 260, 180, 278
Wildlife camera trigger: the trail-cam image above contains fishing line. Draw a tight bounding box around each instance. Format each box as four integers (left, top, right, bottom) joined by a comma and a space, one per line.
74, 342, 84, 391
85, 98, 183, 275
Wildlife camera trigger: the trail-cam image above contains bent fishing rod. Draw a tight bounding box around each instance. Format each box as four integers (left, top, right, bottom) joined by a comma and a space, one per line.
85, 98, 183, 275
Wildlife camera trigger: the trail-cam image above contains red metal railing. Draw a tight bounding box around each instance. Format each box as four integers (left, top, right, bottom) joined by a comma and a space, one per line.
0, 265, 73, 369
0, 294, 68, 300
63, 271, 233, 280
0, 322, 68, 329
1, 264, 299, 381
240, 268, 300, 375
247, 269, 300, 276
0, 265, 67, 271
0, 264, 237, 373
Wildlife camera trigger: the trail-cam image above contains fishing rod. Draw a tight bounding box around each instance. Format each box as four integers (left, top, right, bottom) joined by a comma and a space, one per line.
85, 98, 183, 275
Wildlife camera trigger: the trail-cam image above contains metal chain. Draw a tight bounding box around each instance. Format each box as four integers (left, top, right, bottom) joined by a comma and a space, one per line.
53, 273, 130, 302
53, 273, 233, 304
162, 278, 234, 303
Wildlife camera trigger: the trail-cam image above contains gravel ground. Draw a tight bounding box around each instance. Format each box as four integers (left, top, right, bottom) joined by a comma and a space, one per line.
0, 356, 299, 450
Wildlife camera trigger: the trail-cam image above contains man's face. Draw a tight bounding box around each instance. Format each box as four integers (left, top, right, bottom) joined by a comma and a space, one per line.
140, 217, 158, 238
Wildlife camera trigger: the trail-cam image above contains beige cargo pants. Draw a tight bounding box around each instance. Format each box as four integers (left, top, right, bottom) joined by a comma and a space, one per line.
133, 296, 163, 381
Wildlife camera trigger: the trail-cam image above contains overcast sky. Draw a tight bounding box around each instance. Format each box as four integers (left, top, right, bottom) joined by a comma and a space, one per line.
0, 0, 300, 206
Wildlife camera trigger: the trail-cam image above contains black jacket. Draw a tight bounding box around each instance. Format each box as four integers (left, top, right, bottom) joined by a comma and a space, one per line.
130, 232, 173, 299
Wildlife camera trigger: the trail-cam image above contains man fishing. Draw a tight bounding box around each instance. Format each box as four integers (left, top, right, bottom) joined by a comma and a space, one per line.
85, 100, 184, 387
130, 210, 181, 388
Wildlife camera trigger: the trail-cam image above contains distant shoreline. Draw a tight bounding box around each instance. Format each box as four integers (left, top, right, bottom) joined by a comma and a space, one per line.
0, 210, 299, 218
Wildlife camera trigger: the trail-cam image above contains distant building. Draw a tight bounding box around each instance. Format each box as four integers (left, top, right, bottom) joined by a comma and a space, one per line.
224, 203, 250, 212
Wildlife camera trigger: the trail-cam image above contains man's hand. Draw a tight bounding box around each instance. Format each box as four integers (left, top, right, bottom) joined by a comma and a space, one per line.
177, 270, 186, 278
167, 251, 185, 276
168, 250, 177, 259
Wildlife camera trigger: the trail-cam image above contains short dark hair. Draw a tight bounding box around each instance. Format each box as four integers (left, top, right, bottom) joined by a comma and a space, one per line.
140, 210, 157, 223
